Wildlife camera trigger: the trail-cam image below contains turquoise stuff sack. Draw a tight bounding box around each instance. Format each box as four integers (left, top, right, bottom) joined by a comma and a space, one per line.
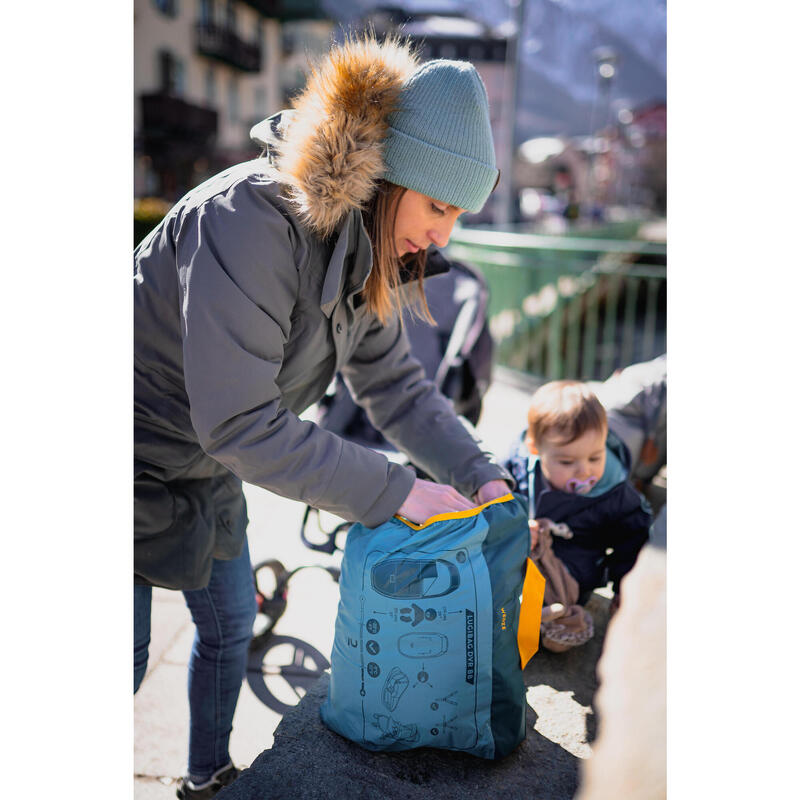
320, 494, 545, 759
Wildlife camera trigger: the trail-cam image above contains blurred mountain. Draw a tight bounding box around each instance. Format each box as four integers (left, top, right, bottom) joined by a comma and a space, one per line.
321, 0, 666, 139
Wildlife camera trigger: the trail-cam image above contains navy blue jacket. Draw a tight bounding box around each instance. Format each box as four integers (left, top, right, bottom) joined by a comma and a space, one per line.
504, 430, 651, 599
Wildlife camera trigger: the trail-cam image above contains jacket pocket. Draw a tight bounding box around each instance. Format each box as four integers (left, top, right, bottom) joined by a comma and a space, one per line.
134, 476, 217, 591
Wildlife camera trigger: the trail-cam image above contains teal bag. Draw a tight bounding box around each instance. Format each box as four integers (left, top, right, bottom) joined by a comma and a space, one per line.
320, 495, 544, 759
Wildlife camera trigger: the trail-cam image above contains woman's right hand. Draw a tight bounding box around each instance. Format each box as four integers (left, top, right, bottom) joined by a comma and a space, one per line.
396, 478, 475, 524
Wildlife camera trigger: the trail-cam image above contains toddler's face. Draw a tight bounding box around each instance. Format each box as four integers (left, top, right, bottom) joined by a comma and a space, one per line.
529, 427, 607, 494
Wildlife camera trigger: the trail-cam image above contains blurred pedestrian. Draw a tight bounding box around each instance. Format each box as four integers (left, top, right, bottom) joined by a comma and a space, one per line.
134, 34, 511, 799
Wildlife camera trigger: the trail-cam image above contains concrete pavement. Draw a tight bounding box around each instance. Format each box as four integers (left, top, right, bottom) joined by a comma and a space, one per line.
133, 373, 536, 799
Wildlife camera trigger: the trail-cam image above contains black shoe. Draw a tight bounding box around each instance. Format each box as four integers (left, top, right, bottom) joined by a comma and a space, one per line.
176, 763, 240, 799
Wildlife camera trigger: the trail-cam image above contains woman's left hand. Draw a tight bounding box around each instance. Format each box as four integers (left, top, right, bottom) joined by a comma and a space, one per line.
473, 479, 511, 505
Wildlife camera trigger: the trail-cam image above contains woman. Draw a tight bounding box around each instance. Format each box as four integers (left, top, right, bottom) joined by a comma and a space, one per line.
134, 35, 512, 799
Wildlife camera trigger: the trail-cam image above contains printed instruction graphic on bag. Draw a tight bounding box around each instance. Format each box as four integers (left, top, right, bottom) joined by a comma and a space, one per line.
361, 544, 483, 750
321, 495, 545, 759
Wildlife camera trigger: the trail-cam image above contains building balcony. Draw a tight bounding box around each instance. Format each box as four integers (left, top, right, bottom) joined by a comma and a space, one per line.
195, 22, 262, 73
139, 93, 218, 154
239, 0, 325, 20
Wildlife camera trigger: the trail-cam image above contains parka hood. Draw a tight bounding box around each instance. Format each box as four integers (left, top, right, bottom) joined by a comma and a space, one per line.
261, 36, 419, 238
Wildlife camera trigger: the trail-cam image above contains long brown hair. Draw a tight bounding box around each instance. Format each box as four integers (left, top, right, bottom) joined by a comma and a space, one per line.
361, 181, 434, 325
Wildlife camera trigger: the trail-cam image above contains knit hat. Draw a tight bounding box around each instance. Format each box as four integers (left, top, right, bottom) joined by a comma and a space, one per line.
382, 59, 499, 213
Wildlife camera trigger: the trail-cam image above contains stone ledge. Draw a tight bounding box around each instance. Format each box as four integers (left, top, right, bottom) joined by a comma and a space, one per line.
219, 594, 612, 800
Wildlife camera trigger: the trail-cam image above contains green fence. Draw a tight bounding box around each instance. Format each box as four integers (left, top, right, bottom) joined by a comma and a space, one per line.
446, 226, 667, 382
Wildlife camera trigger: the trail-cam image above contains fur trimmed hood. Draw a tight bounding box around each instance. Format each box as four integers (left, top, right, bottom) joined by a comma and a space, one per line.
263, 36, 419, 238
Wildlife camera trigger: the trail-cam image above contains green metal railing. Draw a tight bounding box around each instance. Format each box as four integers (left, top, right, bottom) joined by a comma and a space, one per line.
446, 226, 667, 382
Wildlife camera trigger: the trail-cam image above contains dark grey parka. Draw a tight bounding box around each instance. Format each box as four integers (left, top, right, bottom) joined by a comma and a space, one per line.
134, 39, 512, 591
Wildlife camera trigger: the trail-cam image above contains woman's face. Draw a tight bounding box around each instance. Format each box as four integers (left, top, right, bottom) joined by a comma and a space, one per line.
393, 189, 466, 258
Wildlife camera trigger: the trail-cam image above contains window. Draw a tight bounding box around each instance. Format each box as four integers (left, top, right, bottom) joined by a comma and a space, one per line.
254, 86, 266, 118
158, 50, 185, 96
205, 65, 216, 106
153, 0, 179, 18
174, 60, 185, 96
228, 76, 239, 123
199, 0, 214, 26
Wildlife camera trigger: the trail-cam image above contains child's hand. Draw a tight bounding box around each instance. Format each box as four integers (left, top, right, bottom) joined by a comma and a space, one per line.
529, 518, 540, 550
529, 517, 566, 550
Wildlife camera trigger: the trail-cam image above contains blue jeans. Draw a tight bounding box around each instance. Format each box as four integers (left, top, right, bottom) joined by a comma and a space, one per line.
134, 538, 257, 781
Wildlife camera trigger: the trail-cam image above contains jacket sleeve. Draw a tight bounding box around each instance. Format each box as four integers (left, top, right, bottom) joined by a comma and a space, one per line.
500, 433, 528, 496
339, 314, 513, 498
175, 182, 415, 528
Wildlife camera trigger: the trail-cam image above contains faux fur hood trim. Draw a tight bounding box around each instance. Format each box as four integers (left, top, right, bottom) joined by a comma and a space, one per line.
271, 36, 419, 238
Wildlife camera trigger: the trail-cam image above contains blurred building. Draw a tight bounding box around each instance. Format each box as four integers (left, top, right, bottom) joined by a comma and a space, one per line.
627, 102, 666, 214
279, 16, 336, 106
511, 98, 667, 232
134, 0, 332, 201
582, 100, 667, 219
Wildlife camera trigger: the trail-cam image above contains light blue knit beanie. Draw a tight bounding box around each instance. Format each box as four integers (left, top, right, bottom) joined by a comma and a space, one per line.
382, 60, 499, 213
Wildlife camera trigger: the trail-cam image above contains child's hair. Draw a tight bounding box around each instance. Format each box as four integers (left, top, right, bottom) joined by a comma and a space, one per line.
526, 380, 607, 448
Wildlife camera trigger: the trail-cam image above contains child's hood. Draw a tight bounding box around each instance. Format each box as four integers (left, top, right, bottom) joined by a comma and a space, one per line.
589, 431, 629, 495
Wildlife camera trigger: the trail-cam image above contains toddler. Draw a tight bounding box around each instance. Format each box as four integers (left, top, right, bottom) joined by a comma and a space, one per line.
503, 380, 652, 650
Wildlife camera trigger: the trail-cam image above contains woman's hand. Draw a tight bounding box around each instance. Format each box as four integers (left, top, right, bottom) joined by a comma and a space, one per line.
472, 479, 511, 506
396, 478, 475, 524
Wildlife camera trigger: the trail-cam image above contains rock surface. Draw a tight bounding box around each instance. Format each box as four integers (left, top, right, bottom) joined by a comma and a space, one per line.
219, 594, 612, 800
